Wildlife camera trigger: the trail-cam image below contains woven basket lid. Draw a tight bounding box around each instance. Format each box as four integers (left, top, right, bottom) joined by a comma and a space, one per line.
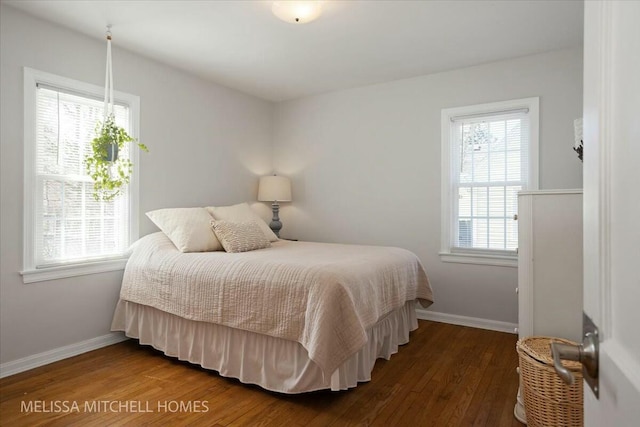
517, 336, 583, 371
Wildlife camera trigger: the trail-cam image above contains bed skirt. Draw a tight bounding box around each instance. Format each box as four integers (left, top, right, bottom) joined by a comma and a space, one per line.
111, 299, 418, 394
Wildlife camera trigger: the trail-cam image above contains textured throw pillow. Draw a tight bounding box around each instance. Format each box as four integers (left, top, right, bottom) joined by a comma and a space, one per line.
211, 220, 271, 253
146, 207, 223, 252
206, 202, 278, 242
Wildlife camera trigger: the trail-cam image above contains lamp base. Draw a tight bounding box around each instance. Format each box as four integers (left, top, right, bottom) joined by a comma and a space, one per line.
269, 202, 282, 238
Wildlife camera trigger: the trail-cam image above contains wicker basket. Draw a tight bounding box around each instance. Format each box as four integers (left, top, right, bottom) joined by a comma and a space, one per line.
516, 336, 583, 427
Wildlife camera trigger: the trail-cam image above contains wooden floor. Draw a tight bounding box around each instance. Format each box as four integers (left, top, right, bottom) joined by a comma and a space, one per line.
0, 321, 522, 427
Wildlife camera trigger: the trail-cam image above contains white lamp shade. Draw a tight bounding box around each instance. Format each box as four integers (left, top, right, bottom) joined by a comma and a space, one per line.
272, 1, 322, 24
258, 176, 292, 202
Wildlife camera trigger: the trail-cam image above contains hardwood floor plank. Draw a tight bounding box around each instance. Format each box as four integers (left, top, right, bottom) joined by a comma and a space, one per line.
396, 327, 475, 426
439, 329, 503, 426
0, 321, 521, 427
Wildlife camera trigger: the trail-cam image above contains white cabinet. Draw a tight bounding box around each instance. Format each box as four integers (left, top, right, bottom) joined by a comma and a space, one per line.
517, 189, 583, 342
514, 190, 583, 423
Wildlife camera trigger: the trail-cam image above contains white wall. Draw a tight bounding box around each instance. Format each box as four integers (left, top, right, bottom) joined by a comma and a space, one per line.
273, 48, 583, 324
0, 5, 273, 365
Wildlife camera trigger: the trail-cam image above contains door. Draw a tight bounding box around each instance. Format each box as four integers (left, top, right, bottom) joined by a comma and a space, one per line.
582, 1, 640, 425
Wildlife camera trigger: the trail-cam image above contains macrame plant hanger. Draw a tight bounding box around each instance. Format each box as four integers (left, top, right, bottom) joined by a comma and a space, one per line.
102, 25, 118, 162
103, 25, 114, 123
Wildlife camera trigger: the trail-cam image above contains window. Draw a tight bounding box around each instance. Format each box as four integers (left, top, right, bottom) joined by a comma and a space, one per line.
22, 68, 140, 283
440, 98, 538, 267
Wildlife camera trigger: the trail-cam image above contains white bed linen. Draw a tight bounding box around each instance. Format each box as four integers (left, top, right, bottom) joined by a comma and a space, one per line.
119, 233, 433, 375
111, 299, 419, 393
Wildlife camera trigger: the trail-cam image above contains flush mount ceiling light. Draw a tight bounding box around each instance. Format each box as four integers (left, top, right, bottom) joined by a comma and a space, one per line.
272, 1, 322, 24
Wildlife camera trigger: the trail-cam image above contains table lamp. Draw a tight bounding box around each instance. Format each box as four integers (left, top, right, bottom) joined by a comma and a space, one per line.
258, 175, 292, 238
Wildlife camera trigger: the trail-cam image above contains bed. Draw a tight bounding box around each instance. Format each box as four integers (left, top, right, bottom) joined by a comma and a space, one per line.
111, 230, 433, 393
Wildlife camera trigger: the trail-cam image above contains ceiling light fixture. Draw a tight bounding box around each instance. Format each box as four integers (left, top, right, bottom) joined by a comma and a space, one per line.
272, 1, 322, 24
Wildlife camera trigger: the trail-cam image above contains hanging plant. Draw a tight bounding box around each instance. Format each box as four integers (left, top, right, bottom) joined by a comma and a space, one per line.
84, 26, 148, 202
85, 114, 148, 201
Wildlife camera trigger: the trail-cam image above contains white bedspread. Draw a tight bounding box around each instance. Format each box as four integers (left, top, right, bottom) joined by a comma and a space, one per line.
119, 232, 433, 375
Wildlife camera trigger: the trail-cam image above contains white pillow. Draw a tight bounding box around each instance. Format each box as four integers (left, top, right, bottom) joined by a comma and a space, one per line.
146, 207, 223, 252
211, 220, 271, 253
206, 203, 278, 242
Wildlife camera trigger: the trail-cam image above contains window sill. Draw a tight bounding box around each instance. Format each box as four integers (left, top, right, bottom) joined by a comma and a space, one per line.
439, 251, 518, 268
21, 257, 128, 284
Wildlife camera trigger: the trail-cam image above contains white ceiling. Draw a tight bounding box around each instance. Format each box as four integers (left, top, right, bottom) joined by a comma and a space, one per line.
5, 0, 584, 102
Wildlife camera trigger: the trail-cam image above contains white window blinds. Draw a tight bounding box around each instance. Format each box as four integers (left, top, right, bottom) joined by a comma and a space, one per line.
451, 111, 530, 252
34, 85, 131, 267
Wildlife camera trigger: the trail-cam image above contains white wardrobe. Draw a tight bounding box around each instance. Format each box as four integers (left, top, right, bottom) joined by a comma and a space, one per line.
517, 189, 583, 343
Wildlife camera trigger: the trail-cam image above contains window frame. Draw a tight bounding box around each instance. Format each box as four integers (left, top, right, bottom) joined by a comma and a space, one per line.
439, 97, 539, 267
21, 67, 141, 283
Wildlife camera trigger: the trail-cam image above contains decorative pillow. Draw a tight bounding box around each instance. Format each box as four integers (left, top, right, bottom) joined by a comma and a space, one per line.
210, 220, 272, 253
206, 202, 278, 242
146, 208, 223, 252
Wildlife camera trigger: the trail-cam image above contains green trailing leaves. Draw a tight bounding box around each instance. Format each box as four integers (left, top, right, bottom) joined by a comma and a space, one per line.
84, 114, 148, 201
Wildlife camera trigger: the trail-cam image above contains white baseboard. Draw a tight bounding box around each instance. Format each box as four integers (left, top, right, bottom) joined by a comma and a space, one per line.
416, 308, 517, 334
0, 332, 128, 379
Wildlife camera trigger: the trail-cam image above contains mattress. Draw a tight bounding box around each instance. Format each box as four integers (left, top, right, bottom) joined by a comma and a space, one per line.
118, 232, 433, 375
